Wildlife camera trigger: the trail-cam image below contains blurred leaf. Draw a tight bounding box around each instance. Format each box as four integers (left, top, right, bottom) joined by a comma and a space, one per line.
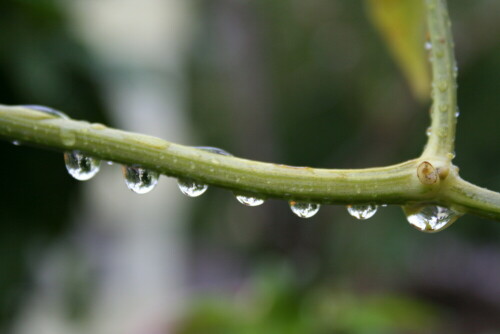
366, 0, 430, 101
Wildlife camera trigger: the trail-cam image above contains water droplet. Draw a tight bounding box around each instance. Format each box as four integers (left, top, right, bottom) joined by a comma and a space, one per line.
64, 151, 101, 181
403, 205, 462, 233
425, 41, 432, 50
437, 80, 448, 92
107, 161, 114, 166
426, 127, 432, 137
22, 105, 69, 119
439, 104, 449, 112
177, 178, 208, 197
90, 123, 106, 131
12, 140, 21, 146
347, 204, 378, 220
289, 201, 320, 218
60, 127, 76, 147
455, 108, 460, 118
195, 146, 232, 156
122, 166, 159, 194
235, 194, 265, 207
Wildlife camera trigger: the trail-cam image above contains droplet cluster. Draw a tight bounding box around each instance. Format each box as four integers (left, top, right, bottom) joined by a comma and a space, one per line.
11, 106, 465, 230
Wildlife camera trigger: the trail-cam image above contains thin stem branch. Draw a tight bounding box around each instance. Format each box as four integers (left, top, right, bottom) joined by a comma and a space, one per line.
440, 174, 500, 221
0, 106, 433, 204
0, 0, 499, 222
421, 0, 458, 159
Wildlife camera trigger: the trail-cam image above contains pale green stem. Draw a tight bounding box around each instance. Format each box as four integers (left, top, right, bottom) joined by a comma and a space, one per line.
0, 0, 499, 222
421, 0, 458, 159
440, 175, 500, 221
0, 106, 433, 205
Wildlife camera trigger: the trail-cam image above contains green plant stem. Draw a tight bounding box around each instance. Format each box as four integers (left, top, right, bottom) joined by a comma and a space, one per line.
421, 0, 458, 159
0, 106, 499, 221
0, 0, 499, 222
0, 106, 432, 204
440, 175, 500, 221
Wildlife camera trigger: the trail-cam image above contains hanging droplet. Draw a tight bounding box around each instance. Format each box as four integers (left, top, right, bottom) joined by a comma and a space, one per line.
122, 166, 159, 194
235, 194, 265, 207
289, 201, 320, 218
403, 205, 462, 233
64, 150, 101, 181
177, 178, 208, 197
347, 204, 378, 220
23, 105, 69, 119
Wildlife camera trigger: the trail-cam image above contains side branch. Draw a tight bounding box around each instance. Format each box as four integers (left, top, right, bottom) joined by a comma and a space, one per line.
440, 176, 500, 221
421, 0, 458, 159
0, 106, 431, 205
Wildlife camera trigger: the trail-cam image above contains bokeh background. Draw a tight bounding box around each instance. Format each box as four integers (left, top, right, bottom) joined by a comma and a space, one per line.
0, 0, 499, 333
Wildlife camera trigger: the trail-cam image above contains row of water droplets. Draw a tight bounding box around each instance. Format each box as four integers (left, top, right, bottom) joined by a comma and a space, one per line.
22, 106, 463, 232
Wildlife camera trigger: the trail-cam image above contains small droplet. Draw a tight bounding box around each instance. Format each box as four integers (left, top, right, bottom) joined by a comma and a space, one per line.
403, 205, 462, 233
289, 201, 320, 218
177, 178, 208, 197
107, 161, 114, 166
437, 80, 448, 92
439, 104, 449, 112
455, 108, 460, 118
60, 128, 76, 147
64, 151, 101, 181
347, 204, 378, 220
235, 194, 265, 207
195, 146, 232, 156
426, 127, 432, 137
12, 140, 21, 146
425, 42, 432, 50
122, 166, 159, 194
23, 105, 69, 119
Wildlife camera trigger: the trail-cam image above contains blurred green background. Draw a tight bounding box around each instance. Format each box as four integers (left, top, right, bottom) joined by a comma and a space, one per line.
0, 0, 499, 333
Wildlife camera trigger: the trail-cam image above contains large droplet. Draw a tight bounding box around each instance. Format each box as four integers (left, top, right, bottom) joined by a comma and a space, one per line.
177, 178, 208, 197
403, 205, 462, 233
64, 150, 101, 181
347, 204, 378, 220
235, 194, 265, 207
122, 166, 159, 194
289, 201, 320, 218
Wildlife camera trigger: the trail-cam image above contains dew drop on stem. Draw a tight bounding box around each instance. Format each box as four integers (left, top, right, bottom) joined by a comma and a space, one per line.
122, 166, 159, 194
22, 105, 69, 119
403, 205, 462, 233
235, 194, 265, 207
194, 146, 232, 156
64, 150, 101, 181
347, 204, 378, 220
289, 201, 320, 218
177, 179, 208, 197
